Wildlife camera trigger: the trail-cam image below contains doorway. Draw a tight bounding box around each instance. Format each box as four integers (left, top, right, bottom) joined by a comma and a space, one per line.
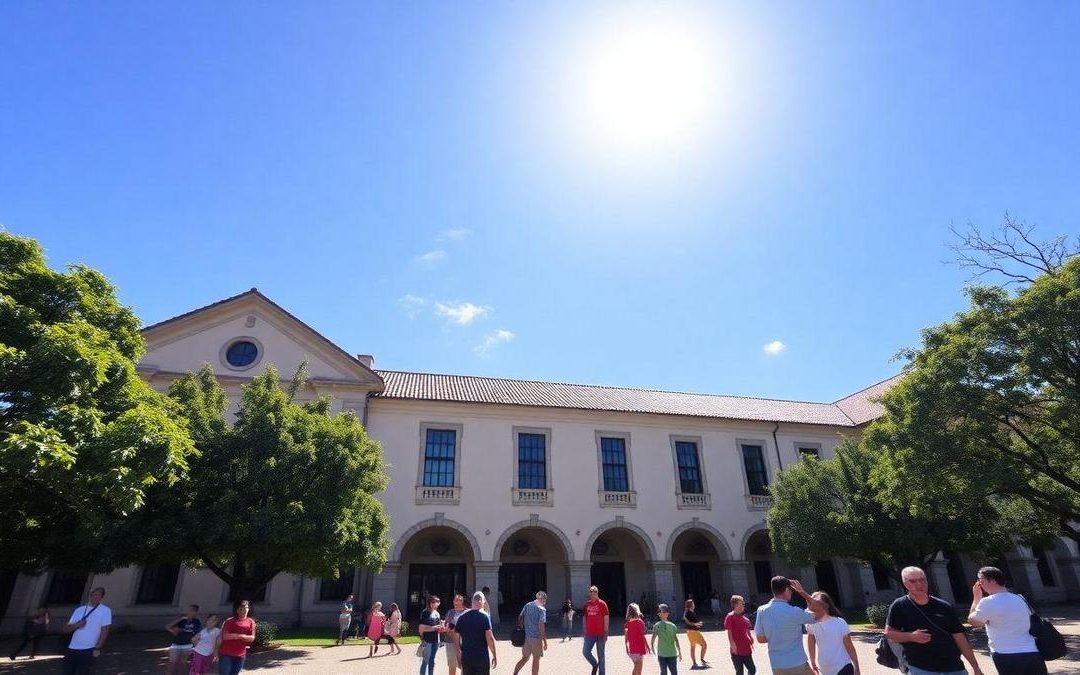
591, 562, 627, 614
679, 562, 713, 611
407, 563, 467, 623
814, 560, 842, 607
499, 563, 547, 618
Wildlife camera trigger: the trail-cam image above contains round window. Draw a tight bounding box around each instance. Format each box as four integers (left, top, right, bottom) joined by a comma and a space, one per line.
225, 340, 259, 368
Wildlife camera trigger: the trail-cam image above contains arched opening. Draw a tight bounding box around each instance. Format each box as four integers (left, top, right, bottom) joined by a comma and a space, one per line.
744, 530, 782, 605
497, 527, 571, 619
590, 528, 651, 615
397, 526, 476, 622
670, 529, 728, 615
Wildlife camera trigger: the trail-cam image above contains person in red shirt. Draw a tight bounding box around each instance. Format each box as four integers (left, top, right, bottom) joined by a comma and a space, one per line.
218, 600, 257, 675
724, 595, 756, 675
624, 603, 650, 675
582, 586, 609, 675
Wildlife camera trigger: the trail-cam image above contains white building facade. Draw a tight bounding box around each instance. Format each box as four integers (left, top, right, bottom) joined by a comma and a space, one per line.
3, 290, 1078, 632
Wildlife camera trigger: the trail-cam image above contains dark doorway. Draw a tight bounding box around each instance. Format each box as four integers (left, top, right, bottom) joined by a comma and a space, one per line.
407, 563, 467, 623
814, 560, 842, 607
0, 570, 17, 622
680, 562, 713, 612
591, 562, 626, 614
499, 563, 547, 618
945, 552, 973, 602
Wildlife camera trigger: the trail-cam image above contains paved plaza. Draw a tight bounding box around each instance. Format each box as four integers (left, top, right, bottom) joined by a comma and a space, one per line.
3, 608, 1079, 674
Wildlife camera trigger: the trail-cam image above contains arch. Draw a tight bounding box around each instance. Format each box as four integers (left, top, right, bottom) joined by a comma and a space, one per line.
492, 519, 575, 561
739, 524, 770, 559
664, 521, 733, 560
583, 520, 657, 561
389, 517, 483, 562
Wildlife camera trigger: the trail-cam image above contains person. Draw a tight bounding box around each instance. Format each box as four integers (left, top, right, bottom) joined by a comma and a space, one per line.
884, 566, 984, 675
337, 594, 354, 645
366, 601, 386, 657
419, 595, 448, 675
445, 594, 468, 675
651, 603, 683, 675
968, 566, 1045, 675
560, 599, 575, 640
624, 602, 650, 675
189, 614, 221, 675
683, 598, 708, 668
218, 600, 256, 675
806, 591, 859, 675
62, 586, 111, 675
753, 576, 826, 675
710, 592, 721, 627
513, 591, 548, 675
451, 591, 498, 675
166, 605, 203, 675
725, 595, 756, 675
8, 605, 49, 661
582, 585, 609, 675
380, 602, 403, 656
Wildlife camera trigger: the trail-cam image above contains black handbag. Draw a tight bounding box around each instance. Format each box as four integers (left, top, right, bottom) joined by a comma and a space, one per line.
510, 627, 526, 647
875, 635, 900, 669
1022, 596, 1067, 661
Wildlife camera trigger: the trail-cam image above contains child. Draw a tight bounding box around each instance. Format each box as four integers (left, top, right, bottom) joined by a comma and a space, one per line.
560, 599, 575, 641
724, 595, 756, 675
806, 591, 859, 675
650, 603, 682, 675
165, 605, 202, 675
624, 603, 649, 675
8, 605, 49, 660
189, 614, 220, 675
683, 598, 708, 668
366, 601, 385, 657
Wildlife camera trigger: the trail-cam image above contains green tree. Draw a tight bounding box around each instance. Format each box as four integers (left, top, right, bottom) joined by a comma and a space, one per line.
0, 232, 193, 571
130, 364, 391, 600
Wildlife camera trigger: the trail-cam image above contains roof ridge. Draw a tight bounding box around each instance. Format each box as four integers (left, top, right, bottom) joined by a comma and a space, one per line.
832, 372, 904, 404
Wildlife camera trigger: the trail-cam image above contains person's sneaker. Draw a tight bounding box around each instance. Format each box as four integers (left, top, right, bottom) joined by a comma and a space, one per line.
591, 666, 598, 675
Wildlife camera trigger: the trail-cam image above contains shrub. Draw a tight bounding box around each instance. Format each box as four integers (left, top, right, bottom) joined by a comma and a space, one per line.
254, 620, 279, 648
400, 621, 410, 636
866, 604, 889, 627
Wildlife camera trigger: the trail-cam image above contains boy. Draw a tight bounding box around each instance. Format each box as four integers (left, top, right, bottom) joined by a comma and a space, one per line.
165, 604, 202, 675
650, 603, 683, 675
724, 595, 756, 675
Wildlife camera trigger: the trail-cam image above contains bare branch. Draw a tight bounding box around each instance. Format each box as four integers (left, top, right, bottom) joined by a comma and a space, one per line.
948, 216, 1079, 285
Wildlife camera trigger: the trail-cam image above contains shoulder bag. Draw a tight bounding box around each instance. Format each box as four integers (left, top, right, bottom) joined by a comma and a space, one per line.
1021, 595, 1067, 661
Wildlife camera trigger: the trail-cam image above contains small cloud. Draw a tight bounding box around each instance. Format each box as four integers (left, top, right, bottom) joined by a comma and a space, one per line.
415, 250, 447, 265
398, 294, 428, 319
437, 228, 473, 242
762, 340, 787, 356
434, 301, 492, 326
475, 329, 515, 355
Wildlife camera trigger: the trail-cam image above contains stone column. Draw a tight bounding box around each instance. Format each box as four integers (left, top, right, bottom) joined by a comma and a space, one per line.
473, 562, 502, 626
567, 561, 593, 607
857, 562, 884, 606
651, 561, 676, 608
371, 562, 401, 607
720, 561, 752, 600
927, 558, 955, 604
1055, 555, 1080, 601
1011, 556, 1047, 601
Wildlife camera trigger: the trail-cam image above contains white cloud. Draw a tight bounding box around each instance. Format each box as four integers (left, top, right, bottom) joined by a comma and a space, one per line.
475, 329, 515, 355
762, 340, 787, 356
398, 294, 428, 319
437, 228, 473, 242
415, 249, 447, 265
434, 301, 492, 326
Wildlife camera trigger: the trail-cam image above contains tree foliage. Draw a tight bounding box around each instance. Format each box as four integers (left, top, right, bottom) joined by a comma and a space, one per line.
0, 232, 193, 571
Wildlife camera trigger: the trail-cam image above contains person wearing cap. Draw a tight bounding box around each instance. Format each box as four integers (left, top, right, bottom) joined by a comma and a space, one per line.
753, 576, 825, 675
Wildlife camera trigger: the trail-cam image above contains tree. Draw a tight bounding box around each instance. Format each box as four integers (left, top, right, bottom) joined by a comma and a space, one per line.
0, 232, 193, 571
128, 364, 391, 600
767, 441, 1024, 581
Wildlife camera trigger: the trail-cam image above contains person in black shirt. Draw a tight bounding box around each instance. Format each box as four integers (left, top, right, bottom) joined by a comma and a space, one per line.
884, 567, 984, 675
684, 598, 708, 668
165, 605, 203, 675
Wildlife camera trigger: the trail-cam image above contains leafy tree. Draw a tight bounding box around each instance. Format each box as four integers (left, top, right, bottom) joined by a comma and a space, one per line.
0, 232, 193, 571
129, 364, 391, 600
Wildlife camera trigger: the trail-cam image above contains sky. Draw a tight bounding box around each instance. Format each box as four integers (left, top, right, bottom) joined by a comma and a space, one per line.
2, 1, 1079, 403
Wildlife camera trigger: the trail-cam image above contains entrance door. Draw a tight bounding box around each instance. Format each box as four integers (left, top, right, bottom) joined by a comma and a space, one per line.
499, 563, 547, 618
591, 562, 626, 614
680, 562, 713, 612
814, 560, 842, 607
407, 563, 467, 623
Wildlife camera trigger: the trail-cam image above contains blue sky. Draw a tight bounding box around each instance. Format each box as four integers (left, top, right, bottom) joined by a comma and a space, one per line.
3, 2, 1079, 402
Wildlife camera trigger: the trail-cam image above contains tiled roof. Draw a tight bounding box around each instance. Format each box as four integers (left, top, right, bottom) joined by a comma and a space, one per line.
374, 370, 877, 427
834, 374, 905, 426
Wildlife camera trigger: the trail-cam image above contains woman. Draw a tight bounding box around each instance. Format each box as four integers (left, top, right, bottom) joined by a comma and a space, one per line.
378, 602, 403, 656
366, 602, 386, 657
560, 599, 575, 641
218, 601, 256, 675
624, 603, 649, 675
805, 591, 859, 675
8, 605, 49, 660
337, 594, 354, 646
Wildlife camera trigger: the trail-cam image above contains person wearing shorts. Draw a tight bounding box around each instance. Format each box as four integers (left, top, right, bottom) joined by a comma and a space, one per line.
512, 591, 547, 675
445, 594, 468, 675
683, 598, 708, 668
624, 603, 649, 675
166, 605, 203, 675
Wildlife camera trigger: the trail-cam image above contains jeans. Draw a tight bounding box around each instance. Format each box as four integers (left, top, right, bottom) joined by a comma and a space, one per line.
992, 651, 1048, 675
62, 649, 96, 675
907, 667, 966, 675
420, 640, 440, 675
731, 653, 757, 675
658, 655, 679, 675
217, 654, 245, 675
582, 635, 606, 674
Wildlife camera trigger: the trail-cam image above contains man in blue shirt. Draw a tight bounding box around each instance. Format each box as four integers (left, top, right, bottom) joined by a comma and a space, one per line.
452, 592, 498, 675
513, 591, 548, 675
753, 576, 825, 675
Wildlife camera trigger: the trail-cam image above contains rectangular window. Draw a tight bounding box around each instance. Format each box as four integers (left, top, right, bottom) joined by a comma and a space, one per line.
600, 437, 629, 492
675, 441, 703, 494
754, 560, 773, 594
742, 444, 769, 495
44, 572, 88, 605
517, 433, 547, 489
1033, 547, 1057, 587
422, 429, 457, 487
228, 564, 272, 603
798, 446, 820, 461
319, 567, 356, 602
870, 561, 892, 591
136, 564, 180, 604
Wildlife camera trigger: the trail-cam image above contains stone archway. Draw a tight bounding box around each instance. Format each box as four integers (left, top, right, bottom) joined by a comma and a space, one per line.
585, 520, 656, 614
390, 517, 483, 562
667, 520, 732, 615
583, 520, 658, 561
493, 519, 574, 618
390, 517, 482, 622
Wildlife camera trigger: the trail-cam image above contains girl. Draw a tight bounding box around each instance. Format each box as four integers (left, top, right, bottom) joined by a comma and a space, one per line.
189, 614, 221, 675
337, 594, 354, 646
805, 591, 859, 675
366, 602, 385, 657
378, 602, 403, 656
624, 603, 649, 675
560, 599, 575, 641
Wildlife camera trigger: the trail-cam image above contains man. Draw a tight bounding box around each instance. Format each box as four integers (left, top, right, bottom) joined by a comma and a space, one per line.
753, 576, 824, 675
445, 594, 469, 675
164, 604, 202, 675
885, 566, 984, 675
452, 591, 498, 675
513, 591, 548, 675
683, 597, 708, 668
582, 585, 609, 675
418, 595, 447, 675
968, 566, 1043, 675
62, 586, 111, 675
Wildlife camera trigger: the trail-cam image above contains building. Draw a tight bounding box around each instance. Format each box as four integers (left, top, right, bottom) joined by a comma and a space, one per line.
3, 289, 1078, 632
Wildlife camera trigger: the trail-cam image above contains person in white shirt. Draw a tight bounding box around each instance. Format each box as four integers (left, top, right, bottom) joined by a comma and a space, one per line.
968, 566, 1046, 675
62, 586, 112, 675
806, 591, 859, 675
190, 614, 222, 674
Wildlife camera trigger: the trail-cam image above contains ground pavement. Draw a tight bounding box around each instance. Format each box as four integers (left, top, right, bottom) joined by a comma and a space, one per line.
3, 607, 1079, 674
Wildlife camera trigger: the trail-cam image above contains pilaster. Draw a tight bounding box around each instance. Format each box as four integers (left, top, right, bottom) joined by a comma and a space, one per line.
567, 561, 593, 607
371, 563, 401, 607
927, 558, 955, 604
650, 561, 676, 608
474, 561, 502, 626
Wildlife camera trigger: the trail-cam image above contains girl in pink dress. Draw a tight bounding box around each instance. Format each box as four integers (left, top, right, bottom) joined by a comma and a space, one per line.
366, 602, 385, 658
624, 602, 650, 675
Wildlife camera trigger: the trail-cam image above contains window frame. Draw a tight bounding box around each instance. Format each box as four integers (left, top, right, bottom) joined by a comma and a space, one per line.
218, 336, 265, 372
595, 431, 634, 494
135, 563, 181, 605
318, 567, 357, 603
416, 423, 464, 489
738, 439, 771, 497
43, 571, 89, 606
512, 427, 553, 491
670, 435, 708, 495
796, 442, 822, 461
